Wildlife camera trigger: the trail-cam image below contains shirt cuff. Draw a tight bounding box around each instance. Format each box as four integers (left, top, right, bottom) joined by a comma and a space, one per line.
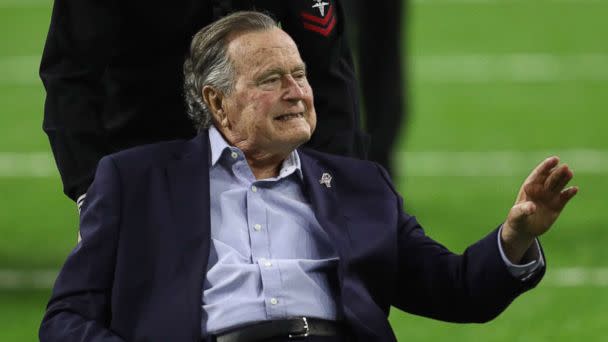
497, 225, 545, 281
76, 193, 87, 214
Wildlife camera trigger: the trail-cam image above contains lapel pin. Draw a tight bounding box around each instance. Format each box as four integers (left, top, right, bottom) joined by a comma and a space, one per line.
319, 172, 332, 188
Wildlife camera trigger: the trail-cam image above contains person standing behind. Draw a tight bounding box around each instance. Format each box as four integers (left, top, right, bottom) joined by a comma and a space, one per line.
344, 0, 405, 175
40, 0, 368, 208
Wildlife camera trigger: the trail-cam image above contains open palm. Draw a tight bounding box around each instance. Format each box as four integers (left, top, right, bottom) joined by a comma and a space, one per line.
505, 156, 578, 239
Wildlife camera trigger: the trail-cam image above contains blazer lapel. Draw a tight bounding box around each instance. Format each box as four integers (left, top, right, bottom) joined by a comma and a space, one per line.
300, 152, 350, 265
165, 131, 211, 341
299, 151, 384, 340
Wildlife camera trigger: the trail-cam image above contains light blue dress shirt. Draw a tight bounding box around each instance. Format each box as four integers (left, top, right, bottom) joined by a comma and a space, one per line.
201, 126, 544, 336
202, 126, 340, 335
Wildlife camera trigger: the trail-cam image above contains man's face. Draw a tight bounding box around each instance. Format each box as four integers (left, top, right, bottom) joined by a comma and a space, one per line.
216, 28, 316, 157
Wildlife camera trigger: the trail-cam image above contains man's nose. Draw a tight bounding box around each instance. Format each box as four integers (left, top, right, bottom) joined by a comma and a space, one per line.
282, 75, 305, 101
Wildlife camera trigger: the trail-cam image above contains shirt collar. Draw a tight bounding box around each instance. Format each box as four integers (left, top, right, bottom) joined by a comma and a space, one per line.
209, 125, 232, 167
208, 125, 303, 180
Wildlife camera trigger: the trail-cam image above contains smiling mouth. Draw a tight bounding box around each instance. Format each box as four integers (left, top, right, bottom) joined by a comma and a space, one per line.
275, 112, 304, 121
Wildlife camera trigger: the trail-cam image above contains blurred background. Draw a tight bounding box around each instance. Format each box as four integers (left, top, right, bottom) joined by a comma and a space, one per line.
1, 0, 606, 340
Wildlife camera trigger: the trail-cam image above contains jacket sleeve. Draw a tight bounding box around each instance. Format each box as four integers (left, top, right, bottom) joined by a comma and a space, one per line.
40, 0, 120, 201
376, 166, 545, 323
40, 156, 124, 341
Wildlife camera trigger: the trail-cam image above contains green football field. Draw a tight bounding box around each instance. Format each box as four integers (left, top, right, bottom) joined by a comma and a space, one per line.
0, 0, 606, 340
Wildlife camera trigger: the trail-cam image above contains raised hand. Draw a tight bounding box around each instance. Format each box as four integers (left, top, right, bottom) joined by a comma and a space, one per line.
501, 156, 578, 263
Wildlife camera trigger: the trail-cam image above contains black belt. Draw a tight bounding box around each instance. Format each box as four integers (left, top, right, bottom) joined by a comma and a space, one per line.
213, 317, 342, 342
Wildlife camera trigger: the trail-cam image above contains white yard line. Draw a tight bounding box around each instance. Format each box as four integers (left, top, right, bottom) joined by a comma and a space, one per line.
0, 55, 40, 86
544, 267, 608, 287
0, 0, 50, 8
413, 53, 608, 83
0, 152, 57, 177
1, 150, 607, 178
0, 269, 57, 289
397, 150, 608, 177
1, 267, 605, 289
3, 54, 608, 85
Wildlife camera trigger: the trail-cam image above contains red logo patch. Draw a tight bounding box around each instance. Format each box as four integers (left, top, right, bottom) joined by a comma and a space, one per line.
301, 3, 336, 37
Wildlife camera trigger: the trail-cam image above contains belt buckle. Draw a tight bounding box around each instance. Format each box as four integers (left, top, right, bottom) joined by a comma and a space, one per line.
288, 317, 309, 339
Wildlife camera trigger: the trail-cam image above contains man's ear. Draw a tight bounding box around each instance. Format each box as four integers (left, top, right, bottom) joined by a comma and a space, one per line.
202, 85, 228, 127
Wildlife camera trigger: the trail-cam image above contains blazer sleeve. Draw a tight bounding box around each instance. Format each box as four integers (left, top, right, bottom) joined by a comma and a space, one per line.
40, 156, 125, 342
40, 0, 120, 201
379, 167, 545, 323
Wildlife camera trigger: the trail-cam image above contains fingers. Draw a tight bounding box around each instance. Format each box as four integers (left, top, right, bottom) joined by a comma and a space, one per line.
548, 185, 579, 213
545, 163, 574, 193
526, 156, 560, 184
559, 186, 579, 204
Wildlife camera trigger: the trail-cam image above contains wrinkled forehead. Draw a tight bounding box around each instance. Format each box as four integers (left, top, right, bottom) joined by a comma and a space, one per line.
226, 28, 302, 70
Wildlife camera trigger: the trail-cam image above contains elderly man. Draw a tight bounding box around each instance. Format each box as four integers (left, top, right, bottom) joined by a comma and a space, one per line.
40, 12, 577, 342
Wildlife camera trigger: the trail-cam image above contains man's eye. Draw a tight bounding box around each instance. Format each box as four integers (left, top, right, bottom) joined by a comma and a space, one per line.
262, 77, 280, 84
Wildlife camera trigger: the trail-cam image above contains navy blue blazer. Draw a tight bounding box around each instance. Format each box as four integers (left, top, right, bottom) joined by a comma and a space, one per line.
40, 131, 544, 341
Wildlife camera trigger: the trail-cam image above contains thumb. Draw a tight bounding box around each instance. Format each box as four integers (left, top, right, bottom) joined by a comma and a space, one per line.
509, 201, 537, 223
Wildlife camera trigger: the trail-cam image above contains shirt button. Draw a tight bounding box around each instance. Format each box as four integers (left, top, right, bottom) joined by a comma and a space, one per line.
253, 224, 262, 231
270, 298, 278, 305
230, 151, 238, 159
251, 185, 258, 192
